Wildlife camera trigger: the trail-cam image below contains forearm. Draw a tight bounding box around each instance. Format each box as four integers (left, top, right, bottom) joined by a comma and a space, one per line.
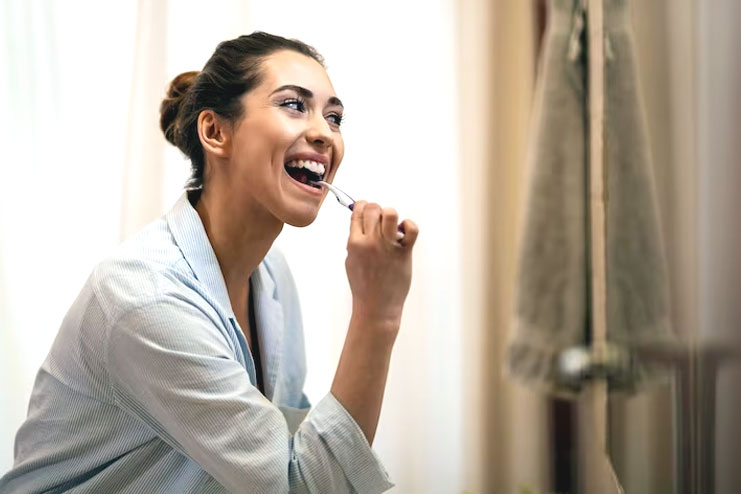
330, 313, 398, 446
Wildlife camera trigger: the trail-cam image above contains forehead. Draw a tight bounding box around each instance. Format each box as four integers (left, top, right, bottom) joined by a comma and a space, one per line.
257, 50, 336, 98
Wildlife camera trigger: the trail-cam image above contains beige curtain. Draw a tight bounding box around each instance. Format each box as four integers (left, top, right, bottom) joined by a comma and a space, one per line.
605, 2, 696, 493
458, 1, 552, 492
611, 2, 741, 492
458, 0, 741, 492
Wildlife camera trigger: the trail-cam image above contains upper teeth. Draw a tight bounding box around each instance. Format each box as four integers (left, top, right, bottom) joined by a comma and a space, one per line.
286, 160, 325, 176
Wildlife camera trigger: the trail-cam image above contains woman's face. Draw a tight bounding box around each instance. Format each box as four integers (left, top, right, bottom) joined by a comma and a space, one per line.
224, 49, 345, 227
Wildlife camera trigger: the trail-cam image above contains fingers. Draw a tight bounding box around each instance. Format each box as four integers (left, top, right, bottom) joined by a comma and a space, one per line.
349, 201, 417, 248
380, 207, 399, 242
362, 203, 382, 237
398, 219, 419, 248
350, 200, 367, 238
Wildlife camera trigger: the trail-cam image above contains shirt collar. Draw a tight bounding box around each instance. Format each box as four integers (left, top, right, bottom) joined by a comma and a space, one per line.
165, 192, 287, 400
250, 259, 283, 399
166, 191, 235, 319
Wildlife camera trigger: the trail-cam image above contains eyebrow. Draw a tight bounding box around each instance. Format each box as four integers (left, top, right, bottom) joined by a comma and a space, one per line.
270, 84, 344, 108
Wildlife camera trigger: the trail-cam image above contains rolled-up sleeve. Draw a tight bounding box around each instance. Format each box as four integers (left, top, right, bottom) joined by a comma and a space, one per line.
293, 393, 393, 493
106, 295, 393, 494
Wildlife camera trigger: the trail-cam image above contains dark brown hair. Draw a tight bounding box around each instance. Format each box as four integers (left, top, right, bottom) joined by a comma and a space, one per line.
159, 31, 325, 189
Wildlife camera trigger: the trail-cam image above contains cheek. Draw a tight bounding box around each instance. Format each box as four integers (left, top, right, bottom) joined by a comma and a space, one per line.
235, 139, 264, 172
333, 137, 345, 167
236, 123, 296, 169
271, 115, 306, 143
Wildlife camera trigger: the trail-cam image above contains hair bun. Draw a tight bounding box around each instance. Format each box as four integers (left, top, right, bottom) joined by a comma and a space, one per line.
160, 71, 200, 147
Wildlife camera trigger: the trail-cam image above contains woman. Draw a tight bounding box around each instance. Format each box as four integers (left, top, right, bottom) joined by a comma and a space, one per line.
0, 32, 417, 493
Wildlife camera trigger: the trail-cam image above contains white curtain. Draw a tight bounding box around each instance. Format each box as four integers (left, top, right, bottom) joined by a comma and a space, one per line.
0, 0, 138, 470
0, 1, 470, 491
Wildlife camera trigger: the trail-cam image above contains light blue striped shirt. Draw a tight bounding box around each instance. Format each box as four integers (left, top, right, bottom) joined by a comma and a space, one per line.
1, 192, 393, 493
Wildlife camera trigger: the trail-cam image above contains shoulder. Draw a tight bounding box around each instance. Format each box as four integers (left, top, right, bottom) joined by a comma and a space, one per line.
91, 218, 196, 322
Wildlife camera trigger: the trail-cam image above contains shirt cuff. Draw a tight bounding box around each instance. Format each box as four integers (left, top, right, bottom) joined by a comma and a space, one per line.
308, 392, 394, 493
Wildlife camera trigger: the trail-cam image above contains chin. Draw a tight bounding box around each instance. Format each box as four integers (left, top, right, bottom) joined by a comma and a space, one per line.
282, 209, 319, 228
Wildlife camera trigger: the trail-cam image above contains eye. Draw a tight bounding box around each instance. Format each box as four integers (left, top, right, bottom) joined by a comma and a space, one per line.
280, 97, 306, 112
326, 112, 343, 127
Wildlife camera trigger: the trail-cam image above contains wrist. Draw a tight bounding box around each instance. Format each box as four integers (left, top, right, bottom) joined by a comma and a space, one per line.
348, 310, 400, 345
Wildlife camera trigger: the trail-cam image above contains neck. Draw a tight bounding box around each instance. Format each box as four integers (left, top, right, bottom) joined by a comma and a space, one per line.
194, 184, 283, 306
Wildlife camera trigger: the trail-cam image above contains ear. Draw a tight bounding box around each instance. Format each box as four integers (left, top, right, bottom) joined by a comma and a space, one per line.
197, 109, 231, 159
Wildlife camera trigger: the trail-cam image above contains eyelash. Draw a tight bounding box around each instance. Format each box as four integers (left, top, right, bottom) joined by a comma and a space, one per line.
327, 112, 343, 126
280, 97, 306, 112
279, 97, 343, 127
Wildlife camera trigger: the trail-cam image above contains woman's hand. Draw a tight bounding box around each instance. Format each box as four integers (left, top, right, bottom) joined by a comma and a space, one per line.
344, 201, 419, 335
332, 201, 418, 444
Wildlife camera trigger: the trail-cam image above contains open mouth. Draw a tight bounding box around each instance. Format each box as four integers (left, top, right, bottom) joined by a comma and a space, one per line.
284, 160, 326, 189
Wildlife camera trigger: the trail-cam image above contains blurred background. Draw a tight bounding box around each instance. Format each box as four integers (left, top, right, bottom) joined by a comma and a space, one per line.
1, 0, 739, 492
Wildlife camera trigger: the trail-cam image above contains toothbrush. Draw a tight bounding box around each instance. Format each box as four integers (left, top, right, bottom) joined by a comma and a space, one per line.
312, 180, 405, 241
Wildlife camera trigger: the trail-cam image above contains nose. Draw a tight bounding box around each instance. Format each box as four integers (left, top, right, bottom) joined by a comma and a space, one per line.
305, 112, 333, 149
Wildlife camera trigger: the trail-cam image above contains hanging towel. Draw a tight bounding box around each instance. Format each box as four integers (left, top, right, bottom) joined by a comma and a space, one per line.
506, 0, 673, 396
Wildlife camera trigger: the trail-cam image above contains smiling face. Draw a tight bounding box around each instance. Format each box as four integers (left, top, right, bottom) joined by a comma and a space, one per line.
219, 49, 345, 227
